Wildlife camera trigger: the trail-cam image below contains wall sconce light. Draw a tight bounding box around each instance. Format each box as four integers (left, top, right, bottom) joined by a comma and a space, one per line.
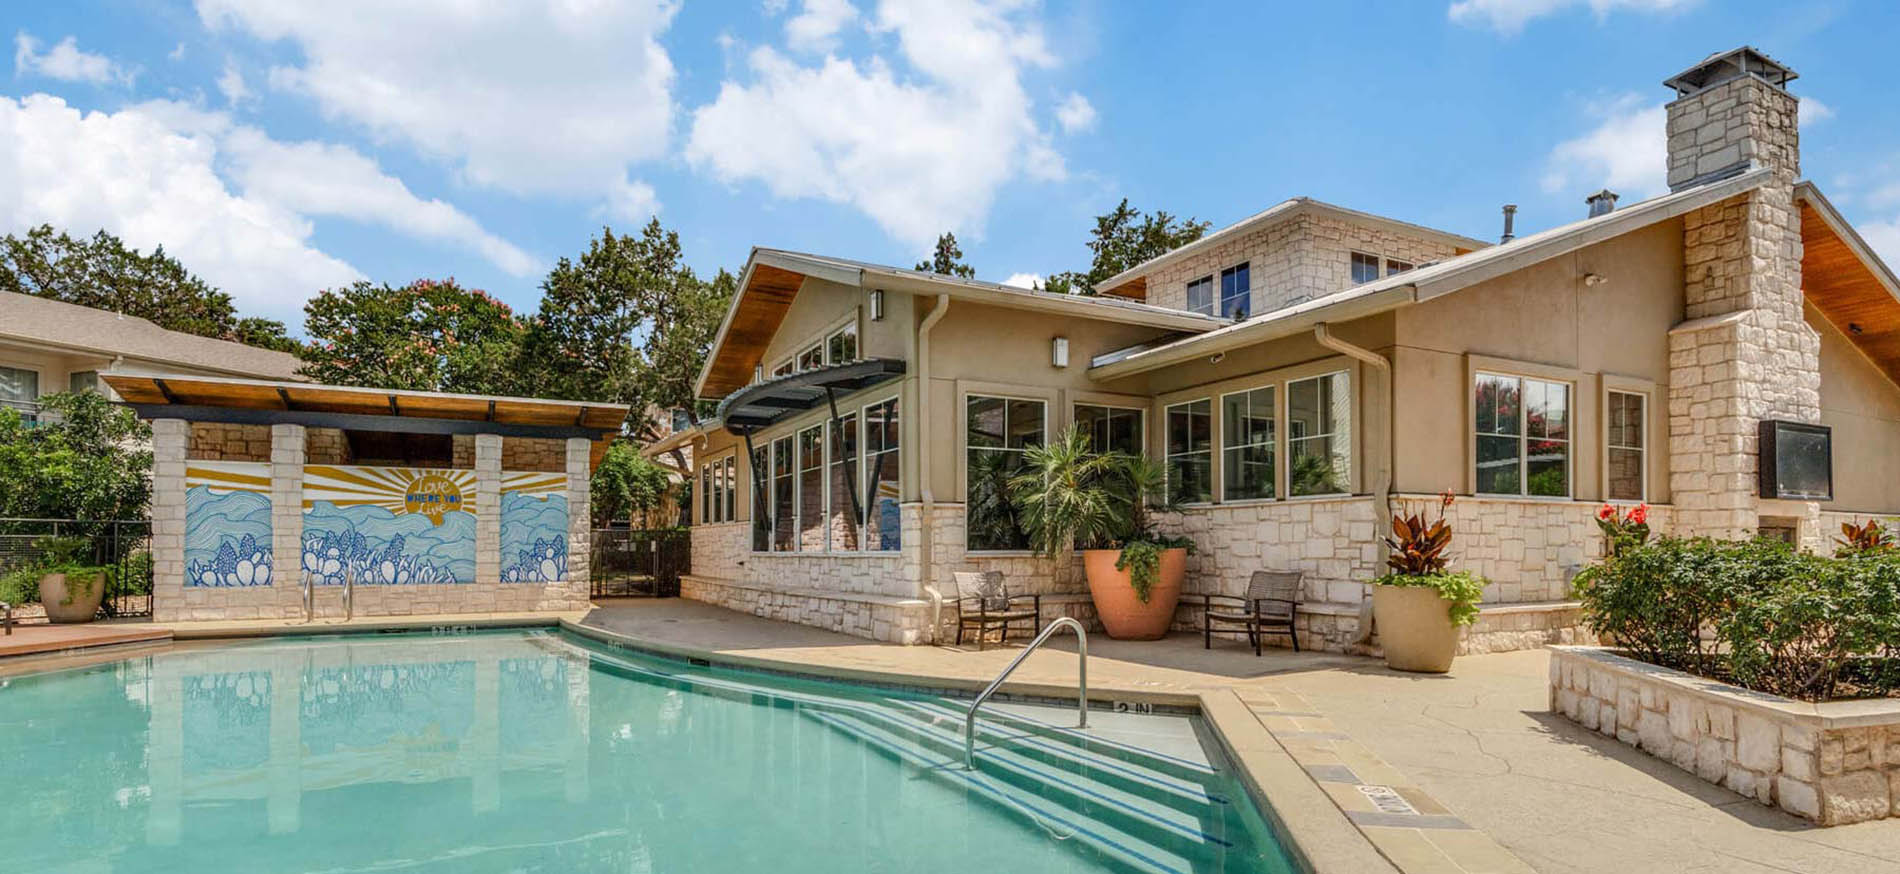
1582, 273, 1609, 287
1208, 352, 1226, 365
754, 364, 764, 383
1052, 336, 1069, 368
1850, 322, 1865, 336
870, 289, 885, 321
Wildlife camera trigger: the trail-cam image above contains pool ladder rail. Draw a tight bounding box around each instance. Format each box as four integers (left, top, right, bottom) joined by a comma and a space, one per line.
964, 616, 1088, 770
300, 567, 355, 623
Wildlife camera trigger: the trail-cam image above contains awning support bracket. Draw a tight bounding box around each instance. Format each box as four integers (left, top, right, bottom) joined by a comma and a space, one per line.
824, 386, 864, 536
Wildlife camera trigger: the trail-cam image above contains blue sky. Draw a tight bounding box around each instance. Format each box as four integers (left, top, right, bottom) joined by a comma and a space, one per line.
5, 1, 1897, 333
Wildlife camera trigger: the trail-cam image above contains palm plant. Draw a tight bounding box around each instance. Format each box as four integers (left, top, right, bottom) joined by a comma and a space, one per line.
1008, 426, 1192, 601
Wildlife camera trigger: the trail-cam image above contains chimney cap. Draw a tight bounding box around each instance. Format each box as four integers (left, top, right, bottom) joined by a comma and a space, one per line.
1585, 189, 1620, 218
1663, 46, 1797, 98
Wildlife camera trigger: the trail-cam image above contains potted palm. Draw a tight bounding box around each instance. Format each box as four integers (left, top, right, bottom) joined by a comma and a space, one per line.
1010, 427, 1194, 640
1371, 492, 1484, 672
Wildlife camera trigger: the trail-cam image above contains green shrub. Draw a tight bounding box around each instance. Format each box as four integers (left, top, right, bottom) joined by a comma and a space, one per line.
1372, 570, 1486, 626
1574, 536, 1900, 699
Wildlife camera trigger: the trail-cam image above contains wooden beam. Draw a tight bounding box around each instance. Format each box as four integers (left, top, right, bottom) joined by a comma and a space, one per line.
125, 404, 611, 440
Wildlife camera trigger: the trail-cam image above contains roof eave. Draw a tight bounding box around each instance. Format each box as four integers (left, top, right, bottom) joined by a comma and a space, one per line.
1088, 284, 1417, 381
1796, 181, 1900, 304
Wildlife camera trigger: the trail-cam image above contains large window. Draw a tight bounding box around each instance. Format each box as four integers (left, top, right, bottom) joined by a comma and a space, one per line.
0, 365, 37, 421
1221, 387, 1276, 501
1288, 372, 1351, 496
1475, 373, 1569, 497
1186, 275, 1214, 316
828, 413, 860, 551
797, 342, 824, 372
771, 435, 795, 550
797, 425, 825, 551
1350, 252, 1382, 285
1219, 263, 1250, 320
1074, 404, 1144, 456
966, 395, 1045, 551
701, 455, 732, 524
863, 398, 900, 551
751, 444, 770, 551
1606, 390, 1646, 501
700, 463, 711, 525
722, 455, 736, 522
827, 322, 858, 364
1165, 399, 1212, 504
1386, 258, 1414, 276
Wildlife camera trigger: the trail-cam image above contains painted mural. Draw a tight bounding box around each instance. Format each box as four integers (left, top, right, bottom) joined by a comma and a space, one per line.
185, 461, 274, 588
500, 471, 568, 583
302, 466, 477, 586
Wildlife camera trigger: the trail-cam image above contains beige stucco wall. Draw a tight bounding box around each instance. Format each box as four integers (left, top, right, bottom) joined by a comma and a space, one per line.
1811, 302, 1900, 515
1139, 207, 1463, 316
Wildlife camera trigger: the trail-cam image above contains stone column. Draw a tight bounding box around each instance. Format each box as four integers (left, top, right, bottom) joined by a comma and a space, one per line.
150, 419, 189, 623
270, 424, 306, 617
565, 438, 592, 598
475, 434, 503, 584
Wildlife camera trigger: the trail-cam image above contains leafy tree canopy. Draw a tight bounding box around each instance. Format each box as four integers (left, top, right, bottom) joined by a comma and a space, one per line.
1041, 199, 1211, 296
0, 392, 152, 522
299, 278, 525, 394
590, 441, 675, 526
915, 231, 976, 279
0, 224, 296, 353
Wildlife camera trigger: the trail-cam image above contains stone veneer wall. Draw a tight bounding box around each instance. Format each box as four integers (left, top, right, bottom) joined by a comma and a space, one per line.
1550, 646, 1900, 826
451, 435, 564, 471
1144, 210, 1457, 314
189, 423, 272, 461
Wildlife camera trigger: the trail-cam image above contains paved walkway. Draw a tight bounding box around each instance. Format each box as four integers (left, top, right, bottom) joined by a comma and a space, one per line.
579, 600, 1900, 874
0, 620, 169, 658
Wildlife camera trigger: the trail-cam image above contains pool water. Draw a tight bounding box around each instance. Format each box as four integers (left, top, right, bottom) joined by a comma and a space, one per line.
0, 630, 1297, 873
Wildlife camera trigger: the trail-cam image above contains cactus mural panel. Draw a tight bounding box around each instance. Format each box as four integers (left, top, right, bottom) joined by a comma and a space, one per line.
302, 466, 477, 585
501, 471, 568, 583
185, 462, 274, 588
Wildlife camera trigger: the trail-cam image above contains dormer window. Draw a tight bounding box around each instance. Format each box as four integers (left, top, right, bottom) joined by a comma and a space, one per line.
1219, 262, 1250, 320
1350, 252, 1382, 284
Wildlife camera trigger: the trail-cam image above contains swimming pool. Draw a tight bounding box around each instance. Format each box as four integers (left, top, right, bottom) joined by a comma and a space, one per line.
0, 629, 1298, 873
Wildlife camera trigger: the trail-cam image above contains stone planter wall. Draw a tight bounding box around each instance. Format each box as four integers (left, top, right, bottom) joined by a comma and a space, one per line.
1549, 646, 1900, 825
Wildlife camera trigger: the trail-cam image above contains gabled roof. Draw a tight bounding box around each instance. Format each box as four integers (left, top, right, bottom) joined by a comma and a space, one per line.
0, 291, 303, 379
1089, 168, 1774, 380
1796, 182, 1900, 387
693, 247, 1228, 399
1094, 197, 1493, 298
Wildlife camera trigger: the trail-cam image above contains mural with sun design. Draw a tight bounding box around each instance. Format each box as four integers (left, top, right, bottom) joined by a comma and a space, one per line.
301, 466, 478, 586
185, 461, 274, 588
500, 471, 569, 583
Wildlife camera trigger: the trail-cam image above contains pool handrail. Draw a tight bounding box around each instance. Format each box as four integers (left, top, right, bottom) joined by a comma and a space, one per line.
964, 616, 1087, 769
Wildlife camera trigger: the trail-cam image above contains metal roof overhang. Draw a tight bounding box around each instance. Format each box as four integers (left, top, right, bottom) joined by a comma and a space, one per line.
714, 358, 906, 436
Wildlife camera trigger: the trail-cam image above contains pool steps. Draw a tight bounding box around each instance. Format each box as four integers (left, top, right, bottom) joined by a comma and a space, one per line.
536, 634, 1261, 874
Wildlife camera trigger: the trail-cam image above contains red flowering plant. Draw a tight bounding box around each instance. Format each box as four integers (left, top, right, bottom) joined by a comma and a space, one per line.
1835, 518, 1896, 557
1595, 503, 1651, 557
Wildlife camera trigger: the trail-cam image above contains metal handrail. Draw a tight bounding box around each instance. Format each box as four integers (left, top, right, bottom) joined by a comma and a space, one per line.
964, 617, 1087, 769
302, 570, 315, 623
344, 566, 355, 621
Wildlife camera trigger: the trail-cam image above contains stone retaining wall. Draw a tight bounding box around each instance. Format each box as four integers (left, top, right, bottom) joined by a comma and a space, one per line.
680, 575, 931, 644
1549, 646, 1900, 825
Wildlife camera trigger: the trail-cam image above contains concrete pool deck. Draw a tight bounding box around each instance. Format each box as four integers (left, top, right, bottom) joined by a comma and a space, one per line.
575, 600, 1900, 874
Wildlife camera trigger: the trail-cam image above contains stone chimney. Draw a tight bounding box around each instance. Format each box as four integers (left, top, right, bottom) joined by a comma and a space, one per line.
1663, 47, 1800, 190
1663, 47, 1822, 546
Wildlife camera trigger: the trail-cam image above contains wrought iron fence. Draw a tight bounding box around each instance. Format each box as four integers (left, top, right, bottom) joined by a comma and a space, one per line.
589, 528, 689, 599
0, 518, 154, 620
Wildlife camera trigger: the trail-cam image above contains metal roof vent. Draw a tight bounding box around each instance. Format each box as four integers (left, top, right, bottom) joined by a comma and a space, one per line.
1663, 46, 1797, 98
1500, 205, 1517, 244
1586, 189, 1619, 218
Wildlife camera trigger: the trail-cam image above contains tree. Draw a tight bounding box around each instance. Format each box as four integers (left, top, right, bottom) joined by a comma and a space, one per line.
1041, 200, 1211, 296
0, 224, 297, 352
590, 441, 675, 526
299, 278, 525, 394
0, 391, 152, 523
915, 232, 976, 278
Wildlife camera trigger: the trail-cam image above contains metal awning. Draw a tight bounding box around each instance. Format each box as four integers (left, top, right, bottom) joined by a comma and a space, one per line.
714, 358, 905, 436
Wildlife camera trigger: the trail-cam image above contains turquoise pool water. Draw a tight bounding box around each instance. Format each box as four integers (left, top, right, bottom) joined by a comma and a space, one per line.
0, 630, 1297, 873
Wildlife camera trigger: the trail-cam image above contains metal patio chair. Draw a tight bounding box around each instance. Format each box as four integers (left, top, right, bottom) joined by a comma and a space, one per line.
1203, 570, 1303, 655
948, 570, 1041, 650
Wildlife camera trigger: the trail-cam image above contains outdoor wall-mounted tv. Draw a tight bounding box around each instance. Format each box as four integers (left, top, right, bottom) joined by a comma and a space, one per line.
1758, 420, 1832, 501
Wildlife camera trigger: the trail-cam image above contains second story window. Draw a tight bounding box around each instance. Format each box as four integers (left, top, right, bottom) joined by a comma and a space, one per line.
797, 342, 824, 372
1386, 259, 1414, 276
1186, 275, 1214, 315
826, 321, 858, 364
1219, 263, 1250, 320
1349, 252, 1382, 285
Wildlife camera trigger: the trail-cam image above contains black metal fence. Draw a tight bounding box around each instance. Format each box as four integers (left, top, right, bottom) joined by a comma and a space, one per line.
589, 528, 689, 598
0, 518, 154, 620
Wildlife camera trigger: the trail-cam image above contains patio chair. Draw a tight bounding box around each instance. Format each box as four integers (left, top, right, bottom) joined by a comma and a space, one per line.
948, 570, 1041, 650
1203, 570, 1303, 655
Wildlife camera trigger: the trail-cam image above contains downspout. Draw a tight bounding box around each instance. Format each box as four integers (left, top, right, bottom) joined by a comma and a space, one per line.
1313, 323, 1392, 647
916, 294, 951, 642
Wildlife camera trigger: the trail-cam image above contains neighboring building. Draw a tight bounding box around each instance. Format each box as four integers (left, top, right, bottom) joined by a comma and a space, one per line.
0, 290, 303, 420
669, 48, 1900, 649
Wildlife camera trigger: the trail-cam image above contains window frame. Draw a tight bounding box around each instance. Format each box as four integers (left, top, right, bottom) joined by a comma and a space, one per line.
1156, 356, 1362, 505
1600, 377, 1655, 503
1385, 258, 1414, 276
744, 389, 902, 557
1217, 384, 1277, 503
858, 394, 902, 553
959, 384, 1053, 554
1349, 251, 1383, 285
1284, 370, 1353, 498
1218, 262, 1251, 320
1071, 400, 1147, 458
1471, 368, 1576, 500
1163, 398, 1214, 506
1185, 274, 1214, 316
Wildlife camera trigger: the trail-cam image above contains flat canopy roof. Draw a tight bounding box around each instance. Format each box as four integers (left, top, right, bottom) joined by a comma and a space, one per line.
103, 371, 632, 464
713, 358, 905, 436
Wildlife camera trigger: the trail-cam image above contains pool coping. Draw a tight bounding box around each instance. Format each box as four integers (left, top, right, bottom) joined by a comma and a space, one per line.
559, 618, 1398, 874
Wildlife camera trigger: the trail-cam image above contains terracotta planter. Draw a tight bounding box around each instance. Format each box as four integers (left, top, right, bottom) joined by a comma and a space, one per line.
1371, 584, 1459, 673
40, 570, 106, 624
1083, 547, 1185, 640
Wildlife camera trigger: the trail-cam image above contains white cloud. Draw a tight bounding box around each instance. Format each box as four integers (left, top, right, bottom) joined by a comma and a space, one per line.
1002, 272, 1041, 289
1864, 220, 1900, 274
1448, 0, 1695, 34
784, 0, 858, 53
686, 0, 1070, 247
14, 33, 129, 86
1054, 92, 1095, 134
1540, 95, 1666, 199
217, 61, 252, 105
1800, 97, 1834, 126
604, 175, 660, 224
196, 0, 677, 211
0, 94, 357, 322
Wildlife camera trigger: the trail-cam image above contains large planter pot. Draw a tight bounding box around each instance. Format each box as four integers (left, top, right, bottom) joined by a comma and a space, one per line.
40, 570, 106, 624
1083, 547, 1185, 640
1371, 584, 1459, 673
